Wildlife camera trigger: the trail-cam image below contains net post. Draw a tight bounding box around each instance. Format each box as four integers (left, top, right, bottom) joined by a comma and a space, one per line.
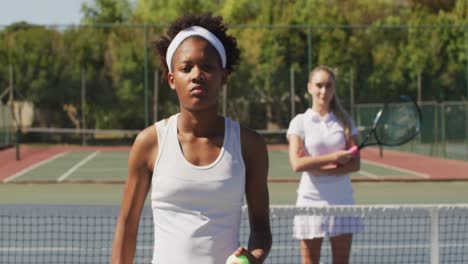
429, 207, 439, 264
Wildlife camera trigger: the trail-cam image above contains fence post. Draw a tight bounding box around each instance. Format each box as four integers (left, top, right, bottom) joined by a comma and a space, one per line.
307, 27, 312, 73
153, 71, 159, 122
81, 68, 87, 146
465, 27, 468, 101
9, 65, 13, 110
441, 102, 447, 158
290, 66, 295, 120
144, 24, 149, 127
465, 27, 468, 160
466, 101, 468, 160
433, 102, 439, 156
417, 70, 422, 104
350, 67, 355, 118
9, 65, 20, 160
414, 70, 422, 152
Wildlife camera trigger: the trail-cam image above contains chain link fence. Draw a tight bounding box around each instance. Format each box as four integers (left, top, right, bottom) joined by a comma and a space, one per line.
355, 101, 468, 160
0, 24, 467, 160
0, 102, 13, 149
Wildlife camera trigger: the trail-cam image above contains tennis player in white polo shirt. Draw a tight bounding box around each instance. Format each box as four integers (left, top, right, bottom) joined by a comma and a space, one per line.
287, 65, 362, 264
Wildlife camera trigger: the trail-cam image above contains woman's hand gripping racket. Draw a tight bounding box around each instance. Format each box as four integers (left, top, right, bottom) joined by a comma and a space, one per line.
349, 95, 422, 155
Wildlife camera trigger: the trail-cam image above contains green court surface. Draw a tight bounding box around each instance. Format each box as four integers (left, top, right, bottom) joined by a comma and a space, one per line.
1, 182, 468, 205
5, 149, 432, 183
2, 149, 467, 205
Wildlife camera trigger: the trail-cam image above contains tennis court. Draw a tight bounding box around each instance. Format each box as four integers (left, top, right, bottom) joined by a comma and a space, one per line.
1, 145, 468, 263
1, 144, 468, 264
2, 144, 467, 184
2, 2, 468, 262
1, 144, 468, 205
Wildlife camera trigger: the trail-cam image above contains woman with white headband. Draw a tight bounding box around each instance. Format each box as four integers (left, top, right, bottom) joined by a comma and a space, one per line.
111, 13, 272, 264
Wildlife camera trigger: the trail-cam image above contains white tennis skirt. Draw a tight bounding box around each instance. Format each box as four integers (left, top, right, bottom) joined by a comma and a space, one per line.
293, 195, 364, 239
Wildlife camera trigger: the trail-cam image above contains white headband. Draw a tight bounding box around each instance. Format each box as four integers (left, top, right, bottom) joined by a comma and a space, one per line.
166, 26, 227, 73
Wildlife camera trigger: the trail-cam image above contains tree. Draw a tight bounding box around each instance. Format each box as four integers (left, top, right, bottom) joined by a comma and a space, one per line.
2, 23, 72, 127
81, 0, 133, 24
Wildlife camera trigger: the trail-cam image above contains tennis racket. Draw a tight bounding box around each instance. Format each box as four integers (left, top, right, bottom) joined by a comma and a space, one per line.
349, 95, 422, 154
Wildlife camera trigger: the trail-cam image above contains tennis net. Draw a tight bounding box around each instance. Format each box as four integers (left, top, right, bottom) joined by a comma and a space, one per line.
1, 204, 467, 263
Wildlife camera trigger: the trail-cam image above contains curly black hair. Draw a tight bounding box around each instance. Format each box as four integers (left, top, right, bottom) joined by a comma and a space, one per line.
155, 13, 240, 77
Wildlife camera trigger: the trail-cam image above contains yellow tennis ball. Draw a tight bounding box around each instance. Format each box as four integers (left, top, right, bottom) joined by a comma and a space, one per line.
226, 254, 250, 264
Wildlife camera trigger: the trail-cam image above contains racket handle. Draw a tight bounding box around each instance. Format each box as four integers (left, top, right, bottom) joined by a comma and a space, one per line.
336, 146, 359, 167
349, 145, 359, 155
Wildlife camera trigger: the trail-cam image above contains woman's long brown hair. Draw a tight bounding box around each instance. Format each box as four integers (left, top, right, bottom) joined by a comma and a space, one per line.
309, 65, 353, 145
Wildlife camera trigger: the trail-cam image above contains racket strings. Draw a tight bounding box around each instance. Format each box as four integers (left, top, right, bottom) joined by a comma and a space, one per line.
375, 102, 420, 145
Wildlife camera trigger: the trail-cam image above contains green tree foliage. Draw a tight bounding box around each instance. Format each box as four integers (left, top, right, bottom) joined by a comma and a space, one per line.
133, 0, 223, 24
63, 27, 117, 128
0, 23, 73, 126
0, 0, 467, 131
81, 0, 133, 24
79, 0, 148, 129
3, 24, 67, 106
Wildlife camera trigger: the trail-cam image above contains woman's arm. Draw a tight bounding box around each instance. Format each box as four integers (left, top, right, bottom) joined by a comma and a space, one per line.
288, 134, 354, 173
313, 135, 361, 175
111, 126, 157, 264
241, 127, 272, 263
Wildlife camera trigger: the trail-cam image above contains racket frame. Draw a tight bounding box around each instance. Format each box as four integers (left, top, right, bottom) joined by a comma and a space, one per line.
357, 95, 422, 150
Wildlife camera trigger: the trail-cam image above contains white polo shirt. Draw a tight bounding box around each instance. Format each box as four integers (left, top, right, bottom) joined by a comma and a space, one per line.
287, 109, 358, 204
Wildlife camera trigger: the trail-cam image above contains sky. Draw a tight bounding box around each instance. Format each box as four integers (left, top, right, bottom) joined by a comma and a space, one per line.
0, 0, 92, 26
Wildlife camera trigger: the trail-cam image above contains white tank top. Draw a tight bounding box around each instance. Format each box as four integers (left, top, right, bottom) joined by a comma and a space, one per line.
150, 114, 246, 264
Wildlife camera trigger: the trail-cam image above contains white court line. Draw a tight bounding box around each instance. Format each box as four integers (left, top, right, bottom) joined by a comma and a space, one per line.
356, 170, 379, 179
57, 151, 100, 182
362, 159, 430, 179
3, 152, 68, 183
79, 167, 127, 172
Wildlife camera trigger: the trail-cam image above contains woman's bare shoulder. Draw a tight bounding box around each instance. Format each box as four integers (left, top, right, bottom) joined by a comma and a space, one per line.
135, 125, 157, 148
129, 123, 160, 170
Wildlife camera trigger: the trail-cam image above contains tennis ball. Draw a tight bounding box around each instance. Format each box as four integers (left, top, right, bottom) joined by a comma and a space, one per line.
226, 254, 250, 264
